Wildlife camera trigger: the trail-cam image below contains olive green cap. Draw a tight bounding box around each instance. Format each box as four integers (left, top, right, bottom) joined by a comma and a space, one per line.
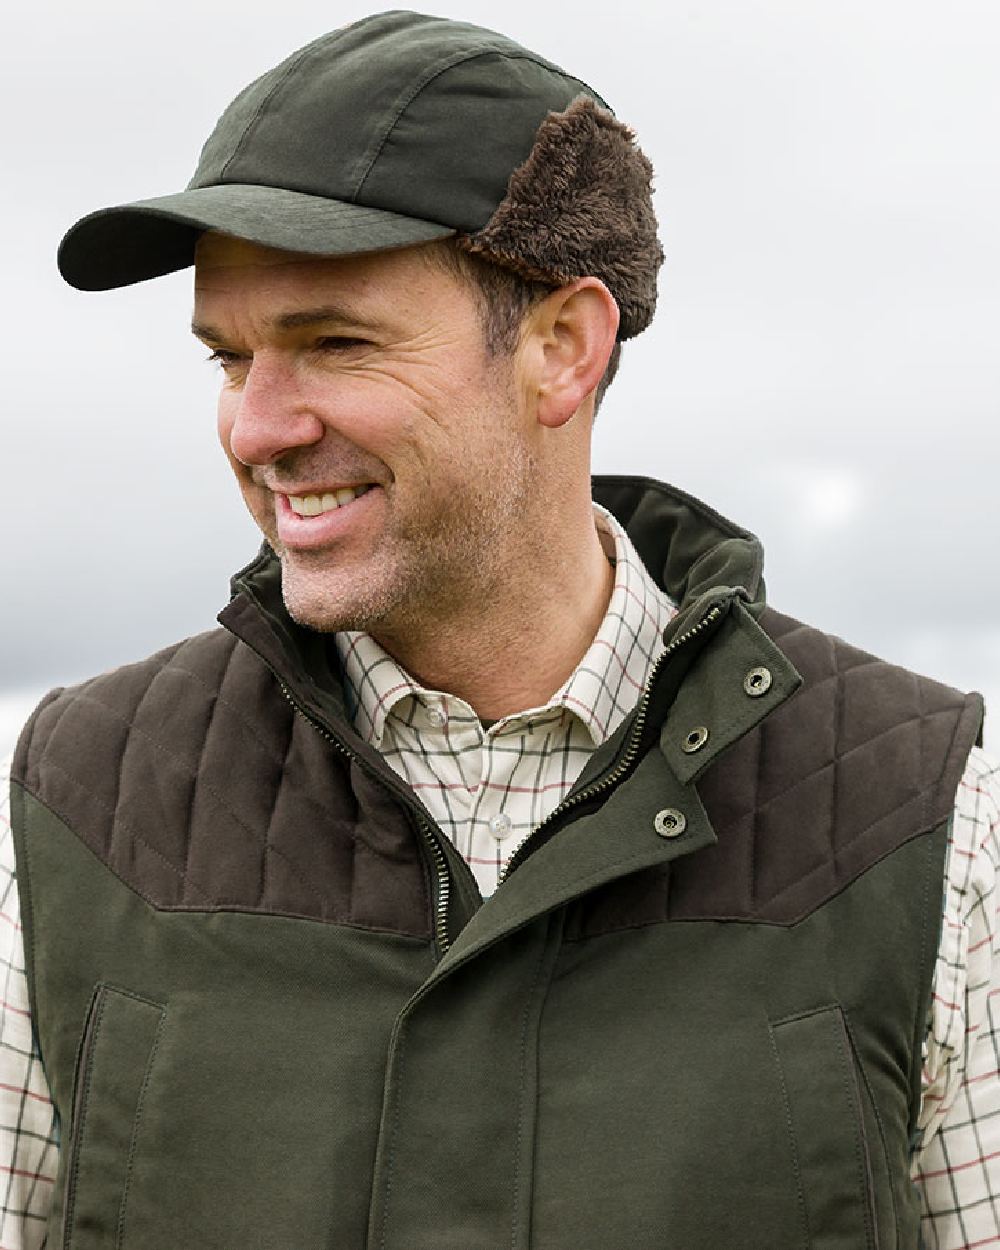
57, 11, 605, 291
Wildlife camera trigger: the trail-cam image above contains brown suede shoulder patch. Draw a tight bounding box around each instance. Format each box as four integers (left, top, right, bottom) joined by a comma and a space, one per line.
570, 607, 983, 935
12, 630, 431, 938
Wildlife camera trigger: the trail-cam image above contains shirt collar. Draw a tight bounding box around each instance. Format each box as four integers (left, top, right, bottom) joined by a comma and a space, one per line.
335, 503, 676, 749
554, 504, 675, 744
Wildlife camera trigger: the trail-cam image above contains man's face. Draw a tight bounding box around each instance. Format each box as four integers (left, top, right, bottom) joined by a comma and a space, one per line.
193, 236, 538, 641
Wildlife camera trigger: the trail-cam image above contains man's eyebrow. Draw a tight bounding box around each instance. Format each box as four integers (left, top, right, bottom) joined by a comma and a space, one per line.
273, 304, 371, 332
191, 320, 227, 344
191, 304, 375, 344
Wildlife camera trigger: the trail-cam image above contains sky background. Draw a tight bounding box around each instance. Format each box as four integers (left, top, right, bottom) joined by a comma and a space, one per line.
3, 1, 998, 750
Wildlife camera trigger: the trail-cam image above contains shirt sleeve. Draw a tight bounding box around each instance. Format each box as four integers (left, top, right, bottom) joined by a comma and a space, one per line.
0, 753, 59, 1249
912, 744, 1000, 1247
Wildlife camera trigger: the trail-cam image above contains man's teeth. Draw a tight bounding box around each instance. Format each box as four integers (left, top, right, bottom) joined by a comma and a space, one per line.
287, 485, 371, 517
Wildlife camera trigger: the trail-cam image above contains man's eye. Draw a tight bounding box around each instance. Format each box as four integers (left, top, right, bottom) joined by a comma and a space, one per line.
316, 336, 369, 352
206, 349, 246, 371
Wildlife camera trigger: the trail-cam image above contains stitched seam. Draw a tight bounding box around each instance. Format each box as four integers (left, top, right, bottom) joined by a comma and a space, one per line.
218, 44, 320, 180
264, 844, 329, 911
772, 1001, 841, 1027
831, 1012, 878, 1249
17, 779, 429, 935
62, 988, 109, 1249
42, 686, 403, 871
348, 799, 360, 928
766, 1021, 811, 1248
157, 661, 363, 840
917, 671, 929, 835
354, 51, 591, 200
107, 675, 155, 873
440, 840, 719, 969
27, 759, 214, 904
727, 743, 890, 824
843, 1009, 898, 1246
49, 690, 272, 870
831, 651, 846, 882
747, 704, 951, 818
180, 642, 230, 906
78, 686, 252, 840
8, 786, 40, 1050
931, 692, 981, 823
749, 721, 764, 911
377, 1020, 409, 1250
752, 792, 931, 910
911, 827, 938, 1141
17, 781, 430, 936
509, 921, 559, 1249
115, 1005, 166, 1249
17, 688, 67, 785
155, 662, 285, 765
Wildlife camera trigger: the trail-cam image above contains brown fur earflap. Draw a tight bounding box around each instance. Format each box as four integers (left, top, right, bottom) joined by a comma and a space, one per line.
458, 97, 663, 340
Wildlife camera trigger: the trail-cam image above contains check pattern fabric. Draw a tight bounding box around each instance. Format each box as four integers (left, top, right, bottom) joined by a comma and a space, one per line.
0, 789, 59, 1250
0, 515, 997, 1245
336, 505, 676, 896
913, 746, 1000, 1245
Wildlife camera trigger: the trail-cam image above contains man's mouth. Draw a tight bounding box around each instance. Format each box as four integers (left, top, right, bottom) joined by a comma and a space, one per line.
285, 484, 374, 517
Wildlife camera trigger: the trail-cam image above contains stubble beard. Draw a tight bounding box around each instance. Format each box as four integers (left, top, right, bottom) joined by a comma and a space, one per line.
277, 436, 539, 645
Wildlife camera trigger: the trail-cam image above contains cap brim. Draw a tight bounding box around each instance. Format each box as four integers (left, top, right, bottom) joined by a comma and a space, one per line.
57, 183, 457, 291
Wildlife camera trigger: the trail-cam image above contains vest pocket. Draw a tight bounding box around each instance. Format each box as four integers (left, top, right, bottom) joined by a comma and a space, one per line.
61, 983, 166, 1250
769, 1005, 879, 1249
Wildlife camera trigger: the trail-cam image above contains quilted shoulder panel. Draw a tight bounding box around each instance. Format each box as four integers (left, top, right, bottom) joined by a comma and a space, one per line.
570, 606, 982, 936
673, 607, 982, 923
12, 629, 430, 937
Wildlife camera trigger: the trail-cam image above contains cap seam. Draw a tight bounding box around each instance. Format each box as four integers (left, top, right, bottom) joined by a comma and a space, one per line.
218, 28, 356, 183
352, 49, 598, 204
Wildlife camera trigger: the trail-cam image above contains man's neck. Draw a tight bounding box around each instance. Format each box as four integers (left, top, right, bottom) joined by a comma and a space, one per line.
370, 520, 616, 722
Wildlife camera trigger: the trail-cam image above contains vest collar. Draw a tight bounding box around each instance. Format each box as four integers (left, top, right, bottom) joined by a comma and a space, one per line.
219, 474, 799, 789
222, 477, 767, 693
218, 475, 801, 956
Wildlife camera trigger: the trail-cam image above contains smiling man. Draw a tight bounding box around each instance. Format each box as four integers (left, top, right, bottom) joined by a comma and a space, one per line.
192, 234, 617, 712
3, 11, 999, 1249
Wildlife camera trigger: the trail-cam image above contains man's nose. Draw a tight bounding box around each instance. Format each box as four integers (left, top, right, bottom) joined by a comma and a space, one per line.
226, 355, 326, 467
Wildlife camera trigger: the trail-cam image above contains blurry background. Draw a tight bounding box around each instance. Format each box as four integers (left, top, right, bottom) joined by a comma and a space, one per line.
2, 0, 998, 749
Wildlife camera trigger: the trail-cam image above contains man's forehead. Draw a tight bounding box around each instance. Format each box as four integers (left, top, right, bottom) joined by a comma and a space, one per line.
192, 232, 450, 286
194, 233, 331, 274
190, 232, 477, 340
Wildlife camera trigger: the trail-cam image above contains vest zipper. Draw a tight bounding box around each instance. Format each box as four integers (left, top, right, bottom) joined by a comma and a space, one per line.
496, 601, 726, 887
273, 597, 727, 944
274, 683, 454, 955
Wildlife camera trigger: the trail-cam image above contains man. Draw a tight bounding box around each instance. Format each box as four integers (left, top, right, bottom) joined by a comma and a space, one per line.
3, 10, 998, 1248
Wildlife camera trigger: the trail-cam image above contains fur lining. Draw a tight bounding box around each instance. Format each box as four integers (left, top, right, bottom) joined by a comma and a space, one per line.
458, 97, 663, 340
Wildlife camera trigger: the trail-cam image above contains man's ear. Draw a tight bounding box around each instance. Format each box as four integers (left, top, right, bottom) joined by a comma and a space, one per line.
526, 278, 620, 429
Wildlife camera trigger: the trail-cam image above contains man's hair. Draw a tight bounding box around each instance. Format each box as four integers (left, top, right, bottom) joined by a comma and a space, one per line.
430, 241, 623, 414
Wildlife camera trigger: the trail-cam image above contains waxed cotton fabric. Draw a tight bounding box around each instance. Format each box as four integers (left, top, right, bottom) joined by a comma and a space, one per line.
9, 476, 982, 1248
57, 12, 601, 291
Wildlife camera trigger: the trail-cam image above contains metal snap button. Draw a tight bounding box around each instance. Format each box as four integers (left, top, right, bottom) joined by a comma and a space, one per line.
654, 808, 687, 838
681, 726, 710, 753
426, 706, 446, 727
743, 666, 773, 698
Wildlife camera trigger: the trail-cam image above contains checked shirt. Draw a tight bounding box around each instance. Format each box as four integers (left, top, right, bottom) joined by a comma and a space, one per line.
0, 505, 998, 1246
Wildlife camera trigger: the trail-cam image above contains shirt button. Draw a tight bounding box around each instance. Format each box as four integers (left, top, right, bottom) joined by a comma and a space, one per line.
489, 813, 513, 840
425, 707, 446, 728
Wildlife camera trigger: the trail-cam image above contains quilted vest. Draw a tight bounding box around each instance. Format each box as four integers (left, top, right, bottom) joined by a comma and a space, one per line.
10, 477, 982, 1250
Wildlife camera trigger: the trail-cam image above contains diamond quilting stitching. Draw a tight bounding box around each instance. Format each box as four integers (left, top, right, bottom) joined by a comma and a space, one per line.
690, 610, 976, 924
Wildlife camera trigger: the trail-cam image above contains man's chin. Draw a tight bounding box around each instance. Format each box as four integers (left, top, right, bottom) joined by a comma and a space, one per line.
278, 562, 383, 636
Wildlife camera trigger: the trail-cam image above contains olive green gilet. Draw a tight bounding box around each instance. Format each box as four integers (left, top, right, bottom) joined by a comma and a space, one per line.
10, 477, 983, 1249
